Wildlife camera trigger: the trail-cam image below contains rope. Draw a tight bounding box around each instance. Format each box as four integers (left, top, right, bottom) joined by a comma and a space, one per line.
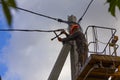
78, 0, 94, 23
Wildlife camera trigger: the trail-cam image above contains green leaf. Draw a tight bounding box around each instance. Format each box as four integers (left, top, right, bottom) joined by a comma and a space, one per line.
1, 0, 12, 26
106, 0, 111, 3
104, 0, 111, 5
107, 0, 117, 17
7, 0, 17, 9
117, 0, 120, 10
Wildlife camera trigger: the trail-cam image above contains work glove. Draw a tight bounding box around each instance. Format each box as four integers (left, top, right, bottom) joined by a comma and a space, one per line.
58, 37, 62, 42
60, 30, 69, 37
60, 30, 66, 34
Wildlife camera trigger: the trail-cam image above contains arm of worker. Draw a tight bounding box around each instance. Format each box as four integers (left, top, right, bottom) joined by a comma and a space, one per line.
62, 32, 79, 41
60, 30, 69, 37
58, 31, 79, 42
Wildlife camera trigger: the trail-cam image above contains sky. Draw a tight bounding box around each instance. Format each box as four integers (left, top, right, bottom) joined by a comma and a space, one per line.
0, 0, 120, 80
0, 5, 11, 78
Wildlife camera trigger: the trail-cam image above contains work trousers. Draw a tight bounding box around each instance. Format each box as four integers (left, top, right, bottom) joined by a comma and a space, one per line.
76, 42, 88, 67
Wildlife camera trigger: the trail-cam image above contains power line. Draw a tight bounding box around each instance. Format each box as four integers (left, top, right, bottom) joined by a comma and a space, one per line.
0, 29, 65, 40
0, 0, 94, 24
16, 7, 58, 21
78, 0, 94, 23
16, 7, 71, 24
0, 2, 67, 23
0, 29, 65, 33
16, 1, 94, 24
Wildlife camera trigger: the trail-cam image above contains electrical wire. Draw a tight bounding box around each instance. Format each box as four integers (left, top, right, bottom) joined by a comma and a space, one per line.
16, 7, 73, 24
0, 0, 95, 24
0, 29, 65, 33
0, 2, 57, 21
0, 2, 68, 23
0, 28, 66, 40
16, 7, 58, 21
78, 0, 94, 23
16, 0, 94, 24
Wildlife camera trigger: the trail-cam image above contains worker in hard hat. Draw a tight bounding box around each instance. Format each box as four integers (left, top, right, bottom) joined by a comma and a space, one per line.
58, 22, 88, 67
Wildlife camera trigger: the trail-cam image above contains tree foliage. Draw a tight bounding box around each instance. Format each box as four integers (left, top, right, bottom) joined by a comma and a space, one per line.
0, 0, 17, 27
106, 0, 120, 17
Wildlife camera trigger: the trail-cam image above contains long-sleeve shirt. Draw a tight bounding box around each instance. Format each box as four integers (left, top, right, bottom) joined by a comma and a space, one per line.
62, 31, 88, 54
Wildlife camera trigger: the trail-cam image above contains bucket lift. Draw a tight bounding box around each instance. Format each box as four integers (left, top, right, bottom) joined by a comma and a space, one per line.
48, 25, 120, 80
76, 26, 120, 80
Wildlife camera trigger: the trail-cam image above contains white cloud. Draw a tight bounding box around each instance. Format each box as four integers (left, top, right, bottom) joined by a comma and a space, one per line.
2, 31, 62, 80
1, 0, 120, 80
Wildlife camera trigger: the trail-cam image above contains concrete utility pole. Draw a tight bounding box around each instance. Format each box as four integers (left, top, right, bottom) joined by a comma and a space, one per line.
68, 15, 79, 80
48, 44, 71, 80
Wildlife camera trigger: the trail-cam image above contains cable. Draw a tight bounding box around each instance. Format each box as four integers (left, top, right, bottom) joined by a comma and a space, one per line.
16, 7, 58, 21
78, 0, 94, 23
0, 28, 66, 41
83, 64, 99, 80
0, 2, 67, 23
0, 0, 94, 24
0, 1, 94, 24
0, 29, 65, 33
16, 7, 71, 24
83, 66, 94, 80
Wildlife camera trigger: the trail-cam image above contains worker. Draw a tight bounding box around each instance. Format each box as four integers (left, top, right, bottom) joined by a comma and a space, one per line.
57, 15, 88, 67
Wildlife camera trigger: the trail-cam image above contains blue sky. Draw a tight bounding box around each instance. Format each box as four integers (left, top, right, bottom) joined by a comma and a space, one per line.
0, 0, 120, 80
0, 5, 11, 77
